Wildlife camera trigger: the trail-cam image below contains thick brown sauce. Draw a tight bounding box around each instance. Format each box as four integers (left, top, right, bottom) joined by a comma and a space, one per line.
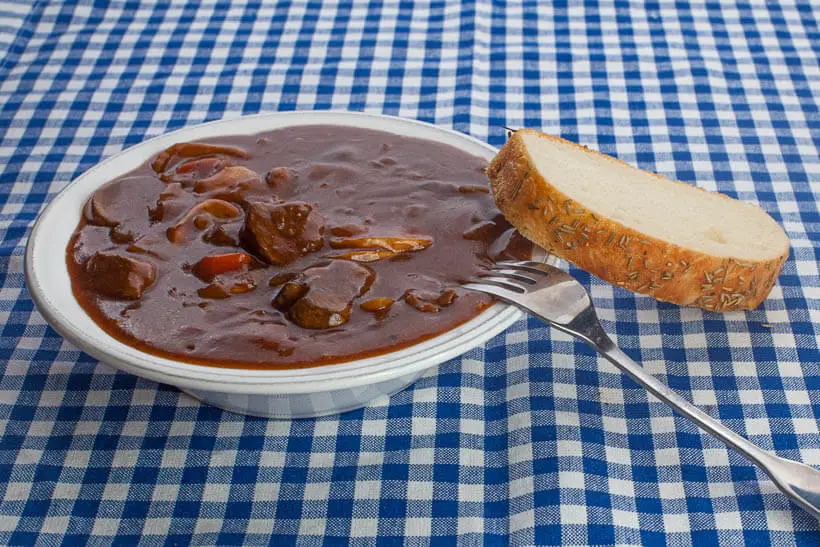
67, 125, 531, 369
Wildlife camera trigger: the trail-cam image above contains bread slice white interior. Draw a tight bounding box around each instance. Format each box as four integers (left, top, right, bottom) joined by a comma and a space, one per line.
487, 129, 790, 311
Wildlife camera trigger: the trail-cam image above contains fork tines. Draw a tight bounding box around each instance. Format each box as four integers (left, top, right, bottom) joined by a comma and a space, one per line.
465, 261, 552, 294
493, 260, 552, 274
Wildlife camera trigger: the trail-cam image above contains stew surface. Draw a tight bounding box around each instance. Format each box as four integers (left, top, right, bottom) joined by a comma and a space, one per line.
67, 125, 532, 369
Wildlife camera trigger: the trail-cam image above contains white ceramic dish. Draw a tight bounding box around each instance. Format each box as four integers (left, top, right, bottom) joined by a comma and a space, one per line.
26, 111, 551, 419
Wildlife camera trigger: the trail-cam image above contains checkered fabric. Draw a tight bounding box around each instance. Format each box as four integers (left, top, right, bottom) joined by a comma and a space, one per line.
1, 0, 818, 544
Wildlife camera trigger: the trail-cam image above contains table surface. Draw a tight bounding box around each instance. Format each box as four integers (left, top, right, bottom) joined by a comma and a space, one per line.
1, 0, 818, 544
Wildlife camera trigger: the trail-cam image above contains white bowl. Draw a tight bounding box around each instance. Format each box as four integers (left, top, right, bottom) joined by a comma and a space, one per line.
26, 111, 550, 419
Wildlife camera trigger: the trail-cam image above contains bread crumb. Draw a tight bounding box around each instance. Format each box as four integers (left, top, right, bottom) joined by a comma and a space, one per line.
761, 323, 772, 328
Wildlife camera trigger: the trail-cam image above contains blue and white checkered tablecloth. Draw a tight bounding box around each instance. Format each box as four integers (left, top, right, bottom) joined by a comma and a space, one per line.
1, 0, 818, 544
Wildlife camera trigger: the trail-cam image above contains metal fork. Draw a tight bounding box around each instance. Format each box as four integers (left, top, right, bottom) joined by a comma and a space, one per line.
465, 260, 820, 519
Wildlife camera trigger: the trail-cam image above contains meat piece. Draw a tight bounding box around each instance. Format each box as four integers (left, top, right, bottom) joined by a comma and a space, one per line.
403, 288, 458, 313
109, 226, 137, 244
273, 261, 374, 329
403, 290, 440, 313
288, 267, 374, 328
166, 199, 243, 244
85, 252, 157, 300
292, 291, 353, 328
71, 226, 117, 264
271, 281, 309, 310
265, 167, 292, 187
151, 142, 250, 174
193, 166, 262, 194
83, 177, 163, 240
437, 289, 457, 305
243, 201, 324, 266
84, 187, 122, 228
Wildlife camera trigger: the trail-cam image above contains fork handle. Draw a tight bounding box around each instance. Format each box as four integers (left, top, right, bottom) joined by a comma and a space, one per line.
556, 311, 820, 520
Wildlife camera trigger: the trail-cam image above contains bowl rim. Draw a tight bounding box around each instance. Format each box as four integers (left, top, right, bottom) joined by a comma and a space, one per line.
25, 111, 536, 394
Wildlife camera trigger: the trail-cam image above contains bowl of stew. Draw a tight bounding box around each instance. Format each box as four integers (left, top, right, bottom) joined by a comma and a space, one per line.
26, 111, 550, 418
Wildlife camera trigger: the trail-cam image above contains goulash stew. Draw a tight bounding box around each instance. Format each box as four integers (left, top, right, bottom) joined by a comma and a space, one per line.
67, 126, 532, 368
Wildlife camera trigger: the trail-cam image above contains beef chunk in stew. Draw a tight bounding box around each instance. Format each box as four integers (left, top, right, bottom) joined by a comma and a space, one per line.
273, 260, 374, 329
243, 200, 324, 266
271, 280, 309, 310
84, 186, 125, 228
265, 167, 292, 187
84, 177, 164, 242
85, 252, 157, 300
403, 287, 458, 313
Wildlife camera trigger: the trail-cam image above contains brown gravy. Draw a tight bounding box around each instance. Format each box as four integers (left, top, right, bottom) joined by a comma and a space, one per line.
67, 125, 531, 369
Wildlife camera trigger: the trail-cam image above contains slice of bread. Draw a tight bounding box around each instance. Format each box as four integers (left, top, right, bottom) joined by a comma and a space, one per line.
486, 129, 790, 311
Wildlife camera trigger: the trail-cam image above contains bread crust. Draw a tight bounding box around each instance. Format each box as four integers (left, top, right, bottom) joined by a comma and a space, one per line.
486, 129, 789, 312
